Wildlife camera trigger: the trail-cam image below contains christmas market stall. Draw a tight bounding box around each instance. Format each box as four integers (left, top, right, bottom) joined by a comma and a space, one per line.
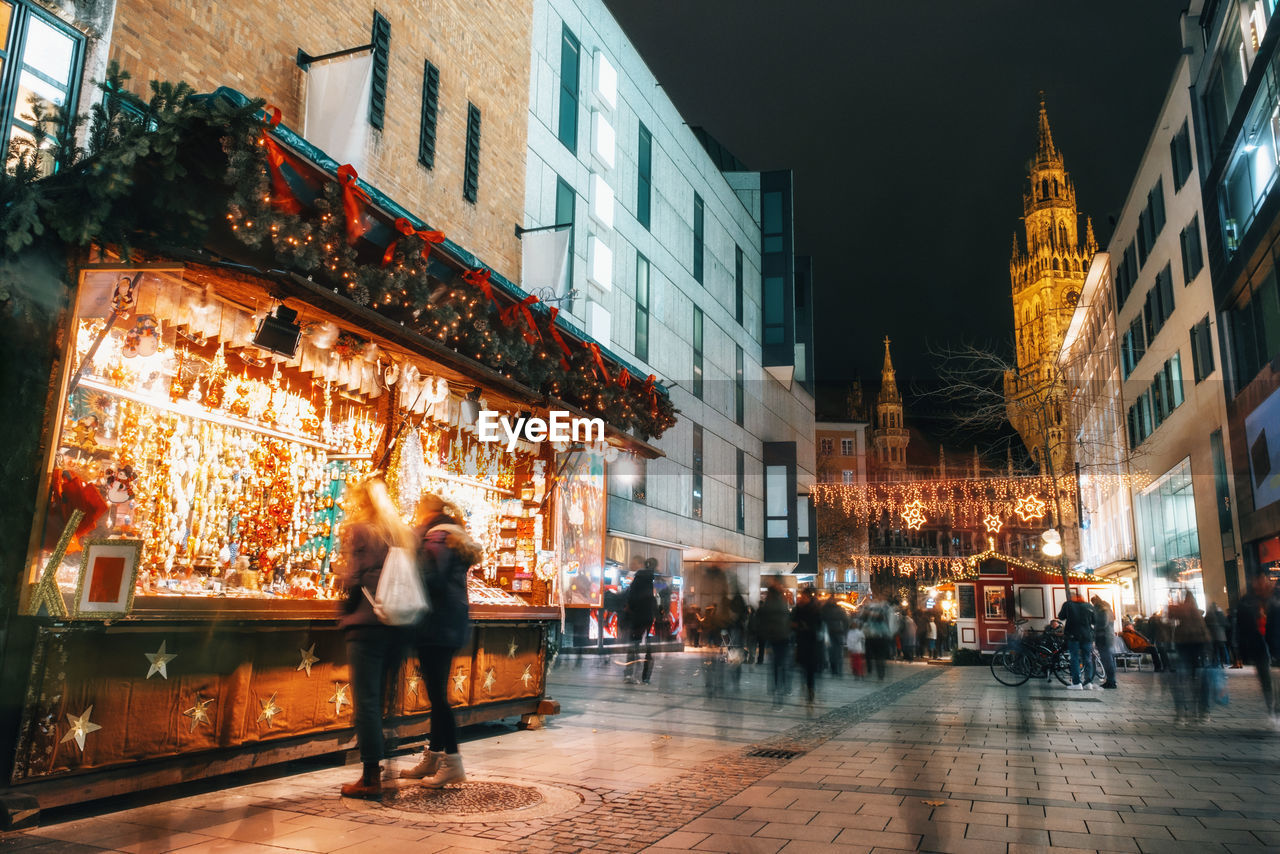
952, 550, 1121, 653
0, 83, 674, 808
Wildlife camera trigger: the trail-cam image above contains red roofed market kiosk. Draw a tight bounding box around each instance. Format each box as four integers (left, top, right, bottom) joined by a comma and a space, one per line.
954, 551, 1121, 653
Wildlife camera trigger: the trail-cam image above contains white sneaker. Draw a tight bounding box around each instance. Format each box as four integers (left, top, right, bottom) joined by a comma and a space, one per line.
421, 752, 465, 788
1066, 683, 1083, 690
1083, 683, 1096, 690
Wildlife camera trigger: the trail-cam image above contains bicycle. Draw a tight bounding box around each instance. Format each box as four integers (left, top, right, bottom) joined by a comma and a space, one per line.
991, 622, 1063, 686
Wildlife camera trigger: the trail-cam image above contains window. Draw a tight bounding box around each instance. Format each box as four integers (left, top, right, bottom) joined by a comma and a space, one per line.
691, 424, 704, 520
557, 24, 580, 152
1115, 241, 1139, 308
819, 438, 833, 454
1191, 315, 1216, 382
1136, 179, 1166, 268
637, 122, 651, 229
1143, 264, 1175, 343
1148, 353, 1186, 430
1180, 215, 1203, 283
1136, 460, 1202, 594
734, 245, 744, 325
1, 1, 85, 170
1127, 390, 1156, 447
555, 177, 576, 302
635, 253, 649, 362
1122, 316, 1146, 379
692, 307, 704, 399
692, 193, 705, 284
1171, 121, 1193, 191
763, 277, 784, 344
765, 464, 788, 538
842, 470, 854, 484
417, 60, 440, 169
632, 457, 646, 504
1228, 266, 1280, 393
841, 438, 854, 456
369, 12, 391, 129
735, 449, 745, 532
462, 103, 481, 203
734, 344, 744, 426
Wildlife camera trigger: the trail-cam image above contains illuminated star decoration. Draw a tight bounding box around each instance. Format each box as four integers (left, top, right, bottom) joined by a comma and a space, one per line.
482, 668, 496, 693
328, 683, 350, 716
508, 636, 519, 659
182, 696, 214, 732
453, 669, 468, 695
60, 706, 102, 751
297, 644, 320, 677
406, 675, 421, 699
983, 514, 1003, 535
901, 499, 926, 531
144, 640, 178, 680
257, 692, 282, 727
520, 665, 533, 688
1015, 494, 1046, 523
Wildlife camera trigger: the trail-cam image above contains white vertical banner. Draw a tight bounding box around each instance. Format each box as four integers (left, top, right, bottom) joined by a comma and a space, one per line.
521, 226, 572, 297
303, 53, 373, 170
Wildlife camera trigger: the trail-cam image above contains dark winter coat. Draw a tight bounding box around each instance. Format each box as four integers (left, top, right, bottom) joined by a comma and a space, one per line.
790, 598, 824, 669
413, 515, 477, 649
1236, 592, 1269, 660
757, 591, 791, 642
338, 523, 390, 631
625, 569, 657, 636
821, 599, 850, 645
1057, 599, 1096, 643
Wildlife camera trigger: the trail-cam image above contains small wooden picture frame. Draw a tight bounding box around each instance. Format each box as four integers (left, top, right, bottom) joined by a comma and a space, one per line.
73, 539, 142, 619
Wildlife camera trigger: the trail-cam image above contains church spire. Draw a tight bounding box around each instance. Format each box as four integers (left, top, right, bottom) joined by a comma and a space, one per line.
878, 336, 900, 404
1085, 216, 1097, 254
1036, 91, 1058, 163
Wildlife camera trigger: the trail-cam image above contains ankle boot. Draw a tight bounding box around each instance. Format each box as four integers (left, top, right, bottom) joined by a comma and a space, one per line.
399, 749, 446, 779
420, 752, 465, 788
341, 763, 383, 799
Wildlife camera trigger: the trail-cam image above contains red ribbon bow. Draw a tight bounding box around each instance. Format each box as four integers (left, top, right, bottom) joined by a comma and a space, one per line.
616, 368, 631, 390
642, 374, 661, 417
381, 217, 446, 266
501, 294, 543, 344
336, 164, 372, 244
463, 268, 497, 308
546, 307, 573, 369
260, 105, 301, 214
587, 343, 612, 385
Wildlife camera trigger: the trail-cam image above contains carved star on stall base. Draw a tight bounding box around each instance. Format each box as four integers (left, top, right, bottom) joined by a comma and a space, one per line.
296, 644, 320, 677
520, 665, 533, 688
144, 640, 177, 680
507, 636, 519, 658
1015, 494, 1046, 523
482, 668, 496, 694
983, 514, 1004, 535
328, 683, 350, 716
406, 675, 422, 699
183, 696, 214, 732
60, 706, 102, 751
257, 692, 282, 727
453, 670, 468, 695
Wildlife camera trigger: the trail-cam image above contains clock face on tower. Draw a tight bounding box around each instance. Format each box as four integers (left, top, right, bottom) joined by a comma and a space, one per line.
1065, 289, 1079, 307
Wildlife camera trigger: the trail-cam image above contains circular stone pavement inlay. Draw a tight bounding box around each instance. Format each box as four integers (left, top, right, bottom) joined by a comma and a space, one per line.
344, 777, 584, 824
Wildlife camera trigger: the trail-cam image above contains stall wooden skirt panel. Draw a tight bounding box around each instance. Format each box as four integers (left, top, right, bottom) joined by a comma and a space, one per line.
10, 622, 547, 783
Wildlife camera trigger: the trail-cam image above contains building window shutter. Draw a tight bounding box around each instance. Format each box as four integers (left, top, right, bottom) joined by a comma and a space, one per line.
369, 12, 391, 129
418, 60, 440, 168
463, 102, 481, 203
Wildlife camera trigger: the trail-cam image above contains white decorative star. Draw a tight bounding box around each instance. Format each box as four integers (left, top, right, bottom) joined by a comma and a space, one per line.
901, 499, 926, 531
453, 669, 468, 694
520, 664, 533, 688
983, 514, 1003, 535
507, 636, 519, 658
257, 692, 282, 727
328, 683, 350, 716
1015, 494, 1046, 522
144, 640, 177, 680
60, 706, 102, 751
297, 644, 320, 677
482, 668, 496, 693
182, 696, 214, 732
407, 675, 421, 699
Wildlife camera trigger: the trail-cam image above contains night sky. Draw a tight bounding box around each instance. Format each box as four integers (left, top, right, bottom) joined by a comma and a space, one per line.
603, 0, 1192, 412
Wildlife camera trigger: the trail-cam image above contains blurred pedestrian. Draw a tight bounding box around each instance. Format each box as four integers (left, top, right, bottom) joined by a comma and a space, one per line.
1170, 591, 1211, 724
1148, 611, 1173, 673
623, 558, 657, 684
1091, 595, 1117, 689
1206, 602, 1230, 668
822, 594, 849, 676
926, 616, 938, 660
1058, 589, 1096, 689
791, 586, 823, 705
758, 580, 791, 702
900, 612, 917, 663
862, 592, 893, 681
847, 621, 866, 678
1236, 575, 1276, 725
337, 478, 413, 799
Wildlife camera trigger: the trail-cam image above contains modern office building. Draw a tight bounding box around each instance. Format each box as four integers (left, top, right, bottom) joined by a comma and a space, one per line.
1189, 0, 1278, 590
523, 0, 818, 614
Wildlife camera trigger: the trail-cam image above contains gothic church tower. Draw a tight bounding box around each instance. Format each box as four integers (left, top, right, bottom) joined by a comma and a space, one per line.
872, 337, 909, 481
1004, 96, 1097, 477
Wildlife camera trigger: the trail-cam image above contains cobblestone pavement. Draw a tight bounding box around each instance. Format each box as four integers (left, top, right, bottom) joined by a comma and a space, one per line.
4, 652, 1280, 853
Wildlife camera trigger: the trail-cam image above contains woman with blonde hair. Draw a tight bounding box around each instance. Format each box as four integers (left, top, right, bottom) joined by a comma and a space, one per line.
399, 492, 481, 786
337, 478, 413, 799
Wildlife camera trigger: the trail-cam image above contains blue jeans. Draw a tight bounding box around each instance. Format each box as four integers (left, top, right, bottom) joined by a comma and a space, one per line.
348, 627, 400, 765
1067, 638, 1094, 684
